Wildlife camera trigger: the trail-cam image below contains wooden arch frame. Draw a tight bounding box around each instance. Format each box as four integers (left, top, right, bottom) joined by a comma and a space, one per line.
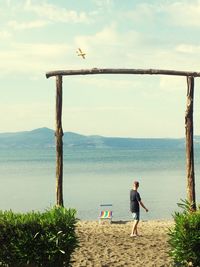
46, 68, 198, 210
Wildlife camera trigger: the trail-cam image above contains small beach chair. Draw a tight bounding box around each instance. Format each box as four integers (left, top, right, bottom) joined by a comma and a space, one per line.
98, 204, 113, 224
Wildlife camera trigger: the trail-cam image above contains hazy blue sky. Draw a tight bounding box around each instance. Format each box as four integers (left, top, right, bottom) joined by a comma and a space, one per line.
1, 0, 200, 137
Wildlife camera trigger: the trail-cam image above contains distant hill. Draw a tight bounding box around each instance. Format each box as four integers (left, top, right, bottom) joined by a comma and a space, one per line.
0, 127, 200, 149
0, 128, 55, 148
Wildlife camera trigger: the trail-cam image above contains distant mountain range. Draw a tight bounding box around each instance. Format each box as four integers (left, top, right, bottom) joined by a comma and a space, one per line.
0, 127, 200, 149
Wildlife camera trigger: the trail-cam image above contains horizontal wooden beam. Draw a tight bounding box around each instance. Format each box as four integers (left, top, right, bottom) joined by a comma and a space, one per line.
46, 68, 200, 79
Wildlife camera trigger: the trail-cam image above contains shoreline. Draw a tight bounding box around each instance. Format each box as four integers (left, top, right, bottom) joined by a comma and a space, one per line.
71, 219, 174, 267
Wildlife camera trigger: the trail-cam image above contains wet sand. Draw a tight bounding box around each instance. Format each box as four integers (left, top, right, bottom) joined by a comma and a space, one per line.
71, 220, 174, 267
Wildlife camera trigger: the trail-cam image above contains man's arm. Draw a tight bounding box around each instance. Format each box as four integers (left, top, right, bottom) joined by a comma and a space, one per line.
139, 201, 148, 212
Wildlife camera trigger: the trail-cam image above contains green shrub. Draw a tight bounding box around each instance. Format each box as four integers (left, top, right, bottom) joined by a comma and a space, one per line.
168, 200, 200, 267
0, 206, 78, 267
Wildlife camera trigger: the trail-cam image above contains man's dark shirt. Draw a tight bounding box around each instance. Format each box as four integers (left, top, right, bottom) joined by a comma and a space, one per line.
130, 189, 141, 212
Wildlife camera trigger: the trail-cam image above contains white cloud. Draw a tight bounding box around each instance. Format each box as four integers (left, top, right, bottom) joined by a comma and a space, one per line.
175, 44, 200, 54
1, 28, 198, 76
159, 76, 186, 92
5, 0, 10, 6
0, 42, 70, 74
124, 1, 200, 27
1, 2, 200, 77
167, 0, 200, 27
75, 23, 142, 46
92, 0, 113, 10
125, 2, 157, 25
73, 23, 200, 72
0, 30, 11, 39
74, 24, 143, 66
74, 24, 120, 53
14, 42, 69, 57
8, 20, 49, 30
24, 0, 90, 23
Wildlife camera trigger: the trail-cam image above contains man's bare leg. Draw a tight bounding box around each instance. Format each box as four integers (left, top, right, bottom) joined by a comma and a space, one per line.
130, 220, 139, 237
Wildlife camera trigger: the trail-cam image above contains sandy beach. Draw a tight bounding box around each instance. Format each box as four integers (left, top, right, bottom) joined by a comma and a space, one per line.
71, 220, 174, 267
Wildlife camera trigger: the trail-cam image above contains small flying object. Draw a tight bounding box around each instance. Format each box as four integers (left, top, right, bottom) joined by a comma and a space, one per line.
76, 48, 86, 59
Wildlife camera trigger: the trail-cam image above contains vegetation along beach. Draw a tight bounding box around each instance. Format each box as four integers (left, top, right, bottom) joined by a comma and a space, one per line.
1, 0, 200, 266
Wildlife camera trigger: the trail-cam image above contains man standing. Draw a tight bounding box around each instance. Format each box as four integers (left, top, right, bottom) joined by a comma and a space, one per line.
130, 181, 148, 237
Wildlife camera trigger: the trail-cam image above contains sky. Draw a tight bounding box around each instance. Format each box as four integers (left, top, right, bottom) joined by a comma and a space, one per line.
1, 0, 200, 138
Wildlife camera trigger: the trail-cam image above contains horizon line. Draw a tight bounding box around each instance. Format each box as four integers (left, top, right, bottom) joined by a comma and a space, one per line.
0, 126, 191, 139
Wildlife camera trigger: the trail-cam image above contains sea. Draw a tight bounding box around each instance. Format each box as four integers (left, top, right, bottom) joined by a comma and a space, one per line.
0, 147, 200, 221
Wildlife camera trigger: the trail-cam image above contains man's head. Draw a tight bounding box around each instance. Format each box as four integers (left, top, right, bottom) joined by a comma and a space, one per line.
133, 181, 139, 190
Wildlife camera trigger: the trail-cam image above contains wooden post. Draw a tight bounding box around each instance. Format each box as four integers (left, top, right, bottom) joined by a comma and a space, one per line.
45, 68, 199, 211
55, 75, 64, 207
185, 76, 196, 211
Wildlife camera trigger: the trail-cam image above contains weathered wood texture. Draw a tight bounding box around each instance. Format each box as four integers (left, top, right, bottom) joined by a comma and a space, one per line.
46, 68, 200, 78
185, 76, 196, 211
55, 75, 64, 207
47, 68, 198, 211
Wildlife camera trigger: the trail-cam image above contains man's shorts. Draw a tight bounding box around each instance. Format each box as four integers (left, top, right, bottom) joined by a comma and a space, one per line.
132, 212, 140, 221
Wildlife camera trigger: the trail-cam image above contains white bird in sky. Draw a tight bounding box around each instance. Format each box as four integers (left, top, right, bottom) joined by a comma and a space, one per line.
76, 48, 86, 59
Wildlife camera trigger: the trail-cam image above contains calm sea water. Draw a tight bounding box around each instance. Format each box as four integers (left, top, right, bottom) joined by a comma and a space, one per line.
0, 147, 200, 221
